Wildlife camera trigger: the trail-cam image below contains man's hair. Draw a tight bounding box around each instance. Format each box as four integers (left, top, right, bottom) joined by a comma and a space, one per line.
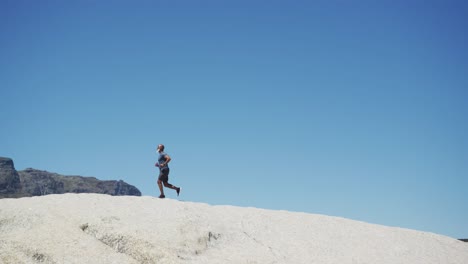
159, 144, 165, 151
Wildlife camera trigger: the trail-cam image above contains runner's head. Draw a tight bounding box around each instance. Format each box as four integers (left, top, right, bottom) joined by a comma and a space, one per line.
157, 144, 165, 153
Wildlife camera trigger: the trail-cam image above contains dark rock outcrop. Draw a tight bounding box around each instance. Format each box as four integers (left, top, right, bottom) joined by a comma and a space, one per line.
0, 157, 141, 198
460, 239, 468, 243
0, 157, 22, 197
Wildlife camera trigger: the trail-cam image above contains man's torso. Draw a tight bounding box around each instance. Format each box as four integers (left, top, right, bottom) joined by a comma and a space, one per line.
158, 152, 169, 169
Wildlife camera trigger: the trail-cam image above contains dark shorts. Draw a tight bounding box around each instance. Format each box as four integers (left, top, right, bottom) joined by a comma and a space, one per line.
158, 167, 170, 182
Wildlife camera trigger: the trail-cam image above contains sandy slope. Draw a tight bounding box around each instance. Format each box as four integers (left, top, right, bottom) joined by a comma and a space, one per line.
0, 194, 467, 264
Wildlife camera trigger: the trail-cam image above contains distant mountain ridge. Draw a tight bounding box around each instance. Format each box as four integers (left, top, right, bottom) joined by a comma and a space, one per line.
0, 157, 141, 198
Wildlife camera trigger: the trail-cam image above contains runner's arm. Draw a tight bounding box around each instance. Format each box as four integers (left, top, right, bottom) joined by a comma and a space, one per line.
161, 155, 171, 167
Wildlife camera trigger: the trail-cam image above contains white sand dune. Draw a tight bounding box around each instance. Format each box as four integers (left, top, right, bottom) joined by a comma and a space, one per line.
0, 194, 467, 264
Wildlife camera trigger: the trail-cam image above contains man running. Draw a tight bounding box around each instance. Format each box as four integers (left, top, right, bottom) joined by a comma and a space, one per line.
155, 144, 181, 198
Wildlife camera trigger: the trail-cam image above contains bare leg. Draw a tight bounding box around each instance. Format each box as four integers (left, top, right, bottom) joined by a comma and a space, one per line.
163, 182, 181, 196
163, 182, 177, 190
157, 180, 165, 197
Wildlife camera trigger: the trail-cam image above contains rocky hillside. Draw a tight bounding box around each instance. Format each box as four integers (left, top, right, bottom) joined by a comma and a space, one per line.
0, 158, 21, 197
0, 157, 141, 198
1, 194, 467, 264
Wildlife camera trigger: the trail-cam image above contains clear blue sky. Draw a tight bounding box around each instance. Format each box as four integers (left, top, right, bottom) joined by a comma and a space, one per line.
1, 0, 467, 238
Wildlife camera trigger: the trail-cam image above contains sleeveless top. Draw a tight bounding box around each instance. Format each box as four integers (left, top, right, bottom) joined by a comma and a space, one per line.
158, 152, 169, 169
